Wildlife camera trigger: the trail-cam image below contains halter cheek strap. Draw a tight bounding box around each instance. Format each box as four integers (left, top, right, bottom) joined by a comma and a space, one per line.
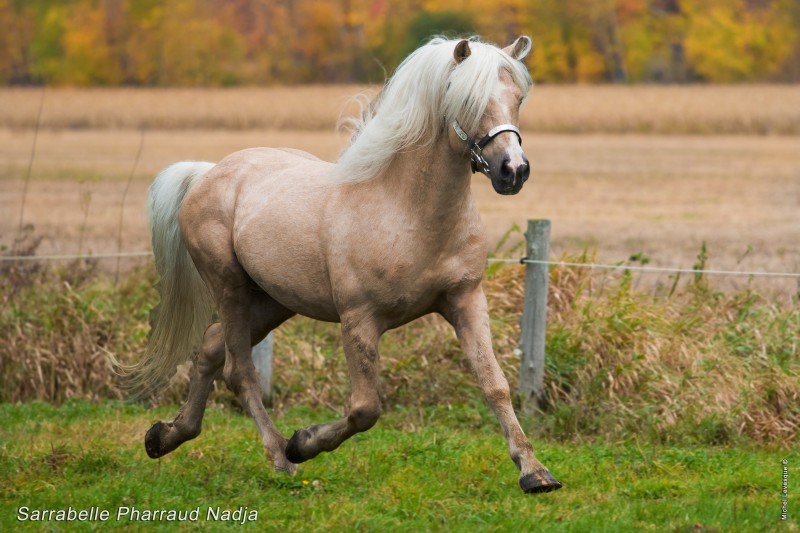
451, 120, 522, 176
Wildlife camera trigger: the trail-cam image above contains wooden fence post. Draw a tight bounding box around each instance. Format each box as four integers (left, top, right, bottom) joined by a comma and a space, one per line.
518, 219, 551, 412
252, 332, 273, 405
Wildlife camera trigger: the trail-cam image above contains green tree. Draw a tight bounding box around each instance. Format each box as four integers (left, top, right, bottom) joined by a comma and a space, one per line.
617, 0, 688, 82
524, 0, 607, 82
28, 3, 67, 83
2, 0, 800, 85
122, 0, 163, 85
402, 10, 476, 58
158, 0, 245, 86
683, 0, 796, 82
60, 1, 122, 85
0, 0, 19, 83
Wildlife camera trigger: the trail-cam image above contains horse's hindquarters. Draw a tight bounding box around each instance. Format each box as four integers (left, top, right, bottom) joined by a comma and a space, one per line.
207, 149, 341, 321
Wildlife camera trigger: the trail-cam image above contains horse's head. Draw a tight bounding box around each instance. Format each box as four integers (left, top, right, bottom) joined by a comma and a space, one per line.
448, 37, 533, 195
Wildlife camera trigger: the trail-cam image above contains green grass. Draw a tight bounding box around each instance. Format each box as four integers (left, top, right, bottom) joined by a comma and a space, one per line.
0, 400, 795, 531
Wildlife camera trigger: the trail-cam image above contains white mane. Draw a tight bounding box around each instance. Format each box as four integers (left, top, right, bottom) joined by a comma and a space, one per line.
335, 37, 533, 183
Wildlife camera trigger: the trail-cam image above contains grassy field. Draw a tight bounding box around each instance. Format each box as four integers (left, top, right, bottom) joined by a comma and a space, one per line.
0, 400, 794, 531
0, 85, 798, 529
1, 85, 798, 292
2, 132, 798, 295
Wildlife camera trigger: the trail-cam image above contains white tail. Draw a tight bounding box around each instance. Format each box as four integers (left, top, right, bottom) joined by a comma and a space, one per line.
117, 161, 216, 398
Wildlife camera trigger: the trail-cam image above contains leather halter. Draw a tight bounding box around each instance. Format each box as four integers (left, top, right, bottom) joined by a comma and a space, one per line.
451, 120, 522, 177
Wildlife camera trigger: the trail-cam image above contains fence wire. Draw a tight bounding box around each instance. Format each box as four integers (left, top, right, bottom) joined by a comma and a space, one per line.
488, 257, 800, 279
2, 250, 798, 280
1, 251, 152, 262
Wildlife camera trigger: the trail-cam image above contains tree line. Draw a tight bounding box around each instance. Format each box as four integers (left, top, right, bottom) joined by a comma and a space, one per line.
0, 0, 798, 86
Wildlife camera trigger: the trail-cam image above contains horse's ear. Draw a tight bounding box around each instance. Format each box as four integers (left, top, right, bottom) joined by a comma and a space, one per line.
504, 36, 532, 61
454, 39, 471, 64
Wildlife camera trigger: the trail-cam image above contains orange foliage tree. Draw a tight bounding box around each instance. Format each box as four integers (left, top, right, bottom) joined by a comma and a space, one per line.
0, 0, 797, 85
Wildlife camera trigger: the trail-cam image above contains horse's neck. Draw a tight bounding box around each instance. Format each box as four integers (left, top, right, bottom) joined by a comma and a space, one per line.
379, 137, 475, 227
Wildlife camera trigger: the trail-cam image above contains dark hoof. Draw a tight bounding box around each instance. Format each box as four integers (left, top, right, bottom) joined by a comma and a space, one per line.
519, 469, 563, 494
285, 429, 311, 464
145, 421, 171, 459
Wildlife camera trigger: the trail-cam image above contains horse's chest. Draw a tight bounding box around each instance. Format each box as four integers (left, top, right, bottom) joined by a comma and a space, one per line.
329, 212, 487, 321
364, 254, 481, 316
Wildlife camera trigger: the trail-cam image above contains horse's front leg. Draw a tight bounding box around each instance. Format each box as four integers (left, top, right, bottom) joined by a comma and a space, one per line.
441, 286, 562, 493
286, 315, 382, 463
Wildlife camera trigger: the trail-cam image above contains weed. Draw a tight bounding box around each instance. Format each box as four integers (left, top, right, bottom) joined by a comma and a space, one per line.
0, 250, 798, 445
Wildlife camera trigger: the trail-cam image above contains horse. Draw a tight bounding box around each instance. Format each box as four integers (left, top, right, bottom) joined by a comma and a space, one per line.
124, 36, 562, 494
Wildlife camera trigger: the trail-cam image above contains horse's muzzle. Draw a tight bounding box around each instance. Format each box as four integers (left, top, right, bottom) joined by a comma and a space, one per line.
491, 157, 529, 195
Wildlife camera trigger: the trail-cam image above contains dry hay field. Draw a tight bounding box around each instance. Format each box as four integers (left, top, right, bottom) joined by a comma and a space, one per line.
1, 85, 799, 295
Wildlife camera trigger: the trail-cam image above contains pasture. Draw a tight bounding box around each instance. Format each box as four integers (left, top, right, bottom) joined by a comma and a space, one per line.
1, 85, 799, 529
1, 85, 800, 294
0, 400, 790, 531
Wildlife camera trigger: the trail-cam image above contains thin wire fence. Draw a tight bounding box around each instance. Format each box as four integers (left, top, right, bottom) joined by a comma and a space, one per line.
2, 250, 799, 280
1, 251, 153, 262
489, 257, 800, 279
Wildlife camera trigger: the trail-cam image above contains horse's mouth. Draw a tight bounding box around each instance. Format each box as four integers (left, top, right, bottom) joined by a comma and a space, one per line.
492, 182, 524, 196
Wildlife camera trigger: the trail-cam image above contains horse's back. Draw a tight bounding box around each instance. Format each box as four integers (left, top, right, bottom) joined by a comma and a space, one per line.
218, 146, 332, 178
273, 147, 324, 162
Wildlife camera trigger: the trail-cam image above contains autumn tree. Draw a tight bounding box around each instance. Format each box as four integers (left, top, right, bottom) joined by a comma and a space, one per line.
0, 0, 797, 85
683, 0, 797, 82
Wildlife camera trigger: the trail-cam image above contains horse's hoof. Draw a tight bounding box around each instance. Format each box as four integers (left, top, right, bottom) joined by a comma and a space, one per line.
145, 421, 170, 459
285, 429, 311, 464
273, 459, 298, 476
519, 469, 563, 493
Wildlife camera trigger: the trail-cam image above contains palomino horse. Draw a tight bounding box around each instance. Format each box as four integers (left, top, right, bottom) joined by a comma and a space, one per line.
127, 36, 561, 493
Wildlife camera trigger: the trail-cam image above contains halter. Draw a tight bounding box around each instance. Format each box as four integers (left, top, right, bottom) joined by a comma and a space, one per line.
451, 120, 522, 177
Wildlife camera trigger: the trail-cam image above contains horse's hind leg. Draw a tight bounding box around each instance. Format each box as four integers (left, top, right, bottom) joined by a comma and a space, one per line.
145, 322, 225, 458
217, 285, 299, 474
441, 286, 562, 494
285, 315, 382, 463
145, 294, 294, 463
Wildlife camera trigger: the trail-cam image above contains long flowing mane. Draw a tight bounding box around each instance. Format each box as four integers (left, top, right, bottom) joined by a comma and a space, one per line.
335, 37, 533, 183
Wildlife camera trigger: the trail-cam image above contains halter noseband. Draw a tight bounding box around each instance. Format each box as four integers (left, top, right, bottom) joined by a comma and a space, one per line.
451, 120, 522, 177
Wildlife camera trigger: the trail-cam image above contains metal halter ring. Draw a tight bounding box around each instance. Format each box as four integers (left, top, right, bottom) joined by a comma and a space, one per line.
451, 120, 522, 177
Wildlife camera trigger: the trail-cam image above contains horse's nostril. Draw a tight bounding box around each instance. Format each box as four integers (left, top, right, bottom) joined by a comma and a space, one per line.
518, 162, 530, 182
501, 159, 514, 180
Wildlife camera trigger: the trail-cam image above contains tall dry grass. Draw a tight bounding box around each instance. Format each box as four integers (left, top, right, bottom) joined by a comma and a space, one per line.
1, 251, 797, 445
541, 254, 800, 444
1, 85, 799, 134
523, 85, 800, 135
0, 86, 364, 132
